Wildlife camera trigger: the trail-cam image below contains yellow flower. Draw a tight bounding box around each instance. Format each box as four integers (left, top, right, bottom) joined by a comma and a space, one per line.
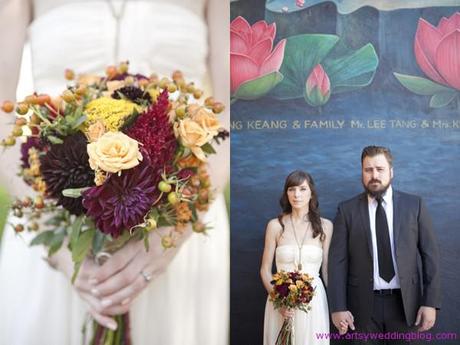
86, 120, 106, 142
275, 279, 284, 286
296, 280, 305, 288
85, 97, 140, 131
288, 284, 298, 293
87, 132, 143, 174
173, 119, 213, 161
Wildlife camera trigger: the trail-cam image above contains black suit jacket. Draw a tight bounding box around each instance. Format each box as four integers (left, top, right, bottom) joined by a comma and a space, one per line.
328, 190, 441, 328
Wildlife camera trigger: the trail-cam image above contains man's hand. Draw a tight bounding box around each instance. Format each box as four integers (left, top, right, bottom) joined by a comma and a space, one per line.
332, 311, 355, 335
415, 306, 436, 331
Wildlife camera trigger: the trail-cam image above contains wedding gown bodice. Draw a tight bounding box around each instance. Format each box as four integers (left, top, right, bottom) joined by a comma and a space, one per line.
29, 0, 208, 94
276, 244, 323, 276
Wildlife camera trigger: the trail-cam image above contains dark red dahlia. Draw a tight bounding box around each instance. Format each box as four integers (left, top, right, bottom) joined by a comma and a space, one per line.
126, 90, 176, 171
40, 132, 94, 215
82, 158, 160, 238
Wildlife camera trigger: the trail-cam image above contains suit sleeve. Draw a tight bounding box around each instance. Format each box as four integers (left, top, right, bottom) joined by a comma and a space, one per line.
328, 203, 348, 312
417, 197, 441, 309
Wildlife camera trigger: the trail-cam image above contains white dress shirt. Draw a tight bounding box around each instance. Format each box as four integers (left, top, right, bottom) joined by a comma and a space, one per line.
368, 185, 401, 290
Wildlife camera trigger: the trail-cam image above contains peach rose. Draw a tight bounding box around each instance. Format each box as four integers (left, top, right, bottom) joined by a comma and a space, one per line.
191, 107, 220, 137
87, 132, 142, 174
174, 119, 213, 161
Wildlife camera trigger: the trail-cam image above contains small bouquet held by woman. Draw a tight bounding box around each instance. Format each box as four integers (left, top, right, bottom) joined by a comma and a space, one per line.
269, 270, 316, 345
1, 61, 228, 345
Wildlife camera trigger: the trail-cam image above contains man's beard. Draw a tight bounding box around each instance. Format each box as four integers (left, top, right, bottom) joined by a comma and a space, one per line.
362, 178, 391, 198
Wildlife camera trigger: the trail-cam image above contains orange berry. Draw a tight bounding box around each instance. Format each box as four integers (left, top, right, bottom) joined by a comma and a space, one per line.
193, 89, 203, 99
159, 77, 170, 89
75, 85, 87, 96
62, 90, 75, 103
14, 224, 24, 233
186, 83, 195, 93
25, 94, 39, 105
16, 102, 29, 115
34, 196, 45, 209
118, 61, 129, 74
106, 65, 118, 79
204, 97, 215, 107
212, 102, 225, 114
64, 68, 75, 80
15, 117, 27, 126
37, 94, 51, 106
1, 100, 14, 113
30, 113, 42, 125
172, 70, 183, 81
12, 126, 23, 137
167, 83, 177, 93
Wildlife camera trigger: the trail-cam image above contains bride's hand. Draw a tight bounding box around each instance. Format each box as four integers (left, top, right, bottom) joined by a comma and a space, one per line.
279, 307, 295, 319
48, 245, 118, 330
89, 226, 192, 316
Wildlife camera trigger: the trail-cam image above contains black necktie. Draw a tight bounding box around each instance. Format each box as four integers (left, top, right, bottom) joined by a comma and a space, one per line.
376, 197, 395, 282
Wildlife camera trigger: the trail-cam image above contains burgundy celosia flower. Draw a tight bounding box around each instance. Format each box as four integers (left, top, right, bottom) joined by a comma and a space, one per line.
126, 90, 176, 172
276, 284, 289, 298
82, 157, 160, 238
40, 132, 94, 215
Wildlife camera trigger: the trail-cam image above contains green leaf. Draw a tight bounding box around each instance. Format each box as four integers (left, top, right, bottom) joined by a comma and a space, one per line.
429, 91, 458, 108
233, 71, 284, 100
48, 230, 66, 256
92, 230, 106, 255
71, 261, 82, 284
70, 215, 85, 249
201, 143, 216, 154
47, 135, 64, 144
71, 228, 95, 263
30, 230, 55, 246
70, 114, 87, 130
393, 73, 452, 96
271, 34, 340, 99
323, 43, 379, 93
62, 187, 90, 198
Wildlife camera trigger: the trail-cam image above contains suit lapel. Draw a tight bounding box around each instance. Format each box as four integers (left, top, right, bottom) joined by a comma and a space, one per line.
359, 193, 373, 259
393, 190, 401, 253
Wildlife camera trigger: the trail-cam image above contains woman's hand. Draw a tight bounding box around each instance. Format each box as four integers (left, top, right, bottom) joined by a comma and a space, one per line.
279, 307, 295, 319
88, 226, 192, 317
49, 244, 119, 330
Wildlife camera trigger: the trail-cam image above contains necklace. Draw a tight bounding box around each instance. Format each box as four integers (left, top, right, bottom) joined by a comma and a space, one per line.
106, 0, 128, 63
290, 214, 309, 271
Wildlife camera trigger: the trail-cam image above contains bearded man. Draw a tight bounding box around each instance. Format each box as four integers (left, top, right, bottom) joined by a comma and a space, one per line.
328, 146, 441, 344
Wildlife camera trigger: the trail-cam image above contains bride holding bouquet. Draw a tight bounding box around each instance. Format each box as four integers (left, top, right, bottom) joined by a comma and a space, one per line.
260, 170, 333, 345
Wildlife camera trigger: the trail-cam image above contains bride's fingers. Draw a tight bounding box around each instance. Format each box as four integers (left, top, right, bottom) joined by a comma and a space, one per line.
98, 274, 148, 312
92, 251, 146, 298
88, 308, 118, 331
90, 243, 138, 284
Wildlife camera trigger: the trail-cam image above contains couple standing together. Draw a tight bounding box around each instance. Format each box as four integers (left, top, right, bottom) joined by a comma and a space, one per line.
261, 146, 441, 345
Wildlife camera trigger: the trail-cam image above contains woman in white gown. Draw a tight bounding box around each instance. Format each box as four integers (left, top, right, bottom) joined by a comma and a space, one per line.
0, 1, 229, 344
260, 170, 333, 345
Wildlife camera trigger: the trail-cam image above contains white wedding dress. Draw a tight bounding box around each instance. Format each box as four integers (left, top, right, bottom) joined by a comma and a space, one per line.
263, 245, 329, 345
0, 1, 229, 344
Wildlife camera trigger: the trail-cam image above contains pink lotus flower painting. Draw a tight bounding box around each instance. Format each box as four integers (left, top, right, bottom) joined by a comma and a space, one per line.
395, 12, 460, 108
305, 64, 331, 106
231, 16, 286, 100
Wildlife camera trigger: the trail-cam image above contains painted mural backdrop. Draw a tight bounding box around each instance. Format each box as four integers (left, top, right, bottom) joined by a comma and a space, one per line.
230, 1, 460, 344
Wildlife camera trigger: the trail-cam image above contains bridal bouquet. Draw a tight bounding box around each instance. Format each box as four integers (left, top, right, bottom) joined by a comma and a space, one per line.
1, 62, 227, 345
269, 270, 316, 345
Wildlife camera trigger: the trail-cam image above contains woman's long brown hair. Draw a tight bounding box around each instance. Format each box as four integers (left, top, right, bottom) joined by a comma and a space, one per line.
277, 170, 325, 241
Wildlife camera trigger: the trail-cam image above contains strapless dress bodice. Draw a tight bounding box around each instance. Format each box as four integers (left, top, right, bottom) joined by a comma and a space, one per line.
276, 244, 323, 276
29, 1, 208, 94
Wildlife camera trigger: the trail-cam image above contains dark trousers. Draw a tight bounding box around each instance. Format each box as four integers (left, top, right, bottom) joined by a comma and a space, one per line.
351, 293, 420, 345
